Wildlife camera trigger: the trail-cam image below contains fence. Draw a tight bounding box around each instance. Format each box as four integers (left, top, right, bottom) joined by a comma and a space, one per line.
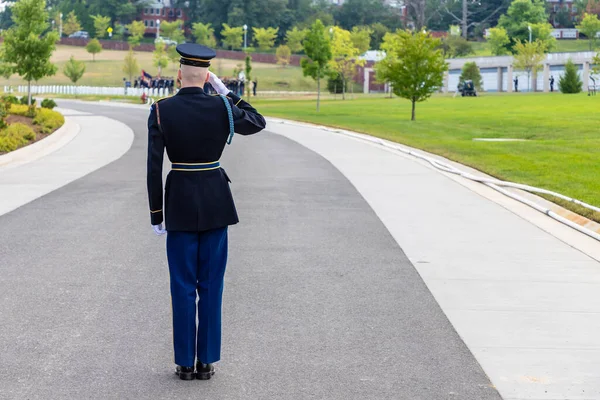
6, 85, 170, 98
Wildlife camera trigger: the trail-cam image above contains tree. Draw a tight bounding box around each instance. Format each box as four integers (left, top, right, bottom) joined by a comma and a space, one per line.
286, 26, 308, 53
0, 0, 58, 106
459, 62, 483, 90
369, 22, 389, 50
350, 26, 373, 55
126, 20, 146, 49
63, 56, 85, 96
91, 14, 110, 39
167, 45, 179, 71
63, 10, 81, 36
559, 59, 583, 93
253, 27, 279, 52
221, 24, 244, 50
245, 55, 253, 98
276, 45, 292, 67
301, 19, 332, 112
192, 22, 217, 47
122, 49, 139, 83
160, 20, 185, 44
153, 42, 169, 76
555, 9, 575, 29
440, 35, 473, 58
444, 0, 510, 39
328, 26, 365, 99
498, 0, 553, 52
376, 30, 448, 121
577, 13, 600, 50
86, 38, 102, 61
513, 39, 547, 92
488, 27, 511, 55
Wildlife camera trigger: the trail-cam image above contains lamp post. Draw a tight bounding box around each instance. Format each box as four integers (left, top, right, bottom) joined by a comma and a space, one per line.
243, 24, 248, 50
156, 19, 161, 39
59, 13, 63, 38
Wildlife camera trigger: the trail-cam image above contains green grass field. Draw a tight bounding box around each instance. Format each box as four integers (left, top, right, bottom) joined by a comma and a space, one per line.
254, 93, 600, 221
0, 45, 317, 92
470, 39, 595, 57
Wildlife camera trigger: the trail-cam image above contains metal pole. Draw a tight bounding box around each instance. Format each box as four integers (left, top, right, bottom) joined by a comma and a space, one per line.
59, 13, 62, 38
156, 20, 160, 39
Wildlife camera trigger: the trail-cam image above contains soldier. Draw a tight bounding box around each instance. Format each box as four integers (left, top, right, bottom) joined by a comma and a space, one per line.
146, 43, 266, 381
550, 75, 555, 92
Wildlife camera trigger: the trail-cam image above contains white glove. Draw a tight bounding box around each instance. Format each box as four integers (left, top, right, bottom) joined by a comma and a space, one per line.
208, 72, 229, 95
152, 224, 167, 236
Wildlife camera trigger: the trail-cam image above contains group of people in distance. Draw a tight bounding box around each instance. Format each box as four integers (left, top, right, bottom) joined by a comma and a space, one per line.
132, 76, 177, 94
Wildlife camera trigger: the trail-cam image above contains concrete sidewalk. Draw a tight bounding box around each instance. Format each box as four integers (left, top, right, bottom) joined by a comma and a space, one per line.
0, 108, 134, 216
267, 119, 600, 400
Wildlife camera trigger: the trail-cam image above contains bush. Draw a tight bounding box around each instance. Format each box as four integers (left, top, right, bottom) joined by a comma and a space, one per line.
0, 102, 8, 129
0, 123, 35, 152
33, 108, 65, 134
440, 36, 473, 58
9, 104, 29, 116
41, 99, 57, 110
2, 94, 19, 105
26, 105, 36, 118
559, 59, 583, 94
459, 62, 484, 91
19, 96, 36, 106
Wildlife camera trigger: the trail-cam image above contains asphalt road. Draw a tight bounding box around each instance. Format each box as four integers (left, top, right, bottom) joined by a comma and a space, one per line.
0, 101, 501, 400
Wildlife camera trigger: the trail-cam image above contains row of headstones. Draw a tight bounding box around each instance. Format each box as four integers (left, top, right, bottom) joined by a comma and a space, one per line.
7, 86, 169, 98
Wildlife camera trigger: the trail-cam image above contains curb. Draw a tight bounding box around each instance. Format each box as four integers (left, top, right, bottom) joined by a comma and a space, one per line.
0, 113, 80, 170
266, 117, 600, 248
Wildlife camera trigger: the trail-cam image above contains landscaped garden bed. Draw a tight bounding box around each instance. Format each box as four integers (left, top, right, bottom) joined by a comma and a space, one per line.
0, 97, 64, 154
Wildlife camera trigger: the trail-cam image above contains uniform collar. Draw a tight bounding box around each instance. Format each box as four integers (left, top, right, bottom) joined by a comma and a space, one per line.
177, 87, 206, 95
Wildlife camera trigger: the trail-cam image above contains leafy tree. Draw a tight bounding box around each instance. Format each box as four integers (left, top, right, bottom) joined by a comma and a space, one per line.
301, 19, 332, 112
167, 45, 179, 71
91, 14, 110, 39
443, 0, 511, 38
87, 0, 143, 27
0, 0, 58, 106
192, 22, 217, 47
513, 39, 547, 92
126, 20, 145, 49
376, 30, 448, 121
160, 20, 185, 44
498, 0, 553, 51
559, 59, 583, 93
286, 26, 308, 53
253, 27, 279, 52
0, 6, 14, 30
329, 26, 365, 99
221, 24, 244, 50
122, 49, 139, 83
63, 56, 85, 97
245, 55, 253, 98
153, 42, 169, 76
488, 27, 511, 55
440, 35, 473, 58
459, 62, 483, 90
113, 22, 125, 41
276, 45, 292, 67
369, 22, 389, 50
577, 13, 600, 50
555, 9, 574, 29
350, 26, 373, 55
63, 10, 81, 36
86, 38, 102, 61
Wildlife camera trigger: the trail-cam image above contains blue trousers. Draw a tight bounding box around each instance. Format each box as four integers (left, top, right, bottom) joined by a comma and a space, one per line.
166, 228, 228, 367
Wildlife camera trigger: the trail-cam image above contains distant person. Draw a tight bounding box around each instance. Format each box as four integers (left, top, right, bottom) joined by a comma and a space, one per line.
238, 70, 246, 96
253, 79, 257, 97
514, 77, 519, 93
550, 75, 555, 92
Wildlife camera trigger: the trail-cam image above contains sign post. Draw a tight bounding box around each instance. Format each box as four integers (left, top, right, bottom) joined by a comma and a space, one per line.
107, 27, 113, 38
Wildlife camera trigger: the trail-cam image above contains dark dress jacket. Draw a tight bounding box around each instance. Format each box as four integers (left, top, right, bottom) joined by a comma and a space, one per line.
147, 87, 266, 232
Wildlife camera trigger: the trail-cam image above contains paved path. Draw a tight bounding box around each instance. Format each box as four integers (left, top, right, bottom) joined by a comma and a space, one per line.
1, 100, 598, 399
0, 102, 500, 399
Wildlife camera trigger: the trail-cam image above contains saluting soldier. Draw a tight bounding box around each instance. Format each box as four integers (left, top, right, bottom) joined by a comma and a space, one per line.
147, 43, 266, 381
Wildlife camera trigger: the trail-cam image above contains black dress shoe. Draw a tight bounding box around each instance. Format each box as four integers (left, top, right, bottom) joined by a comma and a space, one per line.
175, 365, 195, 381
196, 362, 215, 380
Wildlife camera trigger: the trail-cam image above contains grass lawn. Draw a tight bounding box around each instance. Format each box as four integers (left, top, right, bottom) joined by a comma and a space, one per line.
0, 45, 317, 92
255, 93, 600, 221
470, 39, 595, 57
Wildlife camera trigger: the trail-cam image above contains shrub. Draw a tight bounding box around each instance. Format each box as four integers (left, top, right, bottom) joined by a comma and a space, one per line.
2, 94, 19, 106
0, 103, 8, 129
26, 105, 36, 118
459, 62, 484, 91
33, 108, 65, 134
41, 99, 58, 110
0, 123, 35, 152
9, 104, 29, 116
559, 59, 583, 94
19, 96, 36, 106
